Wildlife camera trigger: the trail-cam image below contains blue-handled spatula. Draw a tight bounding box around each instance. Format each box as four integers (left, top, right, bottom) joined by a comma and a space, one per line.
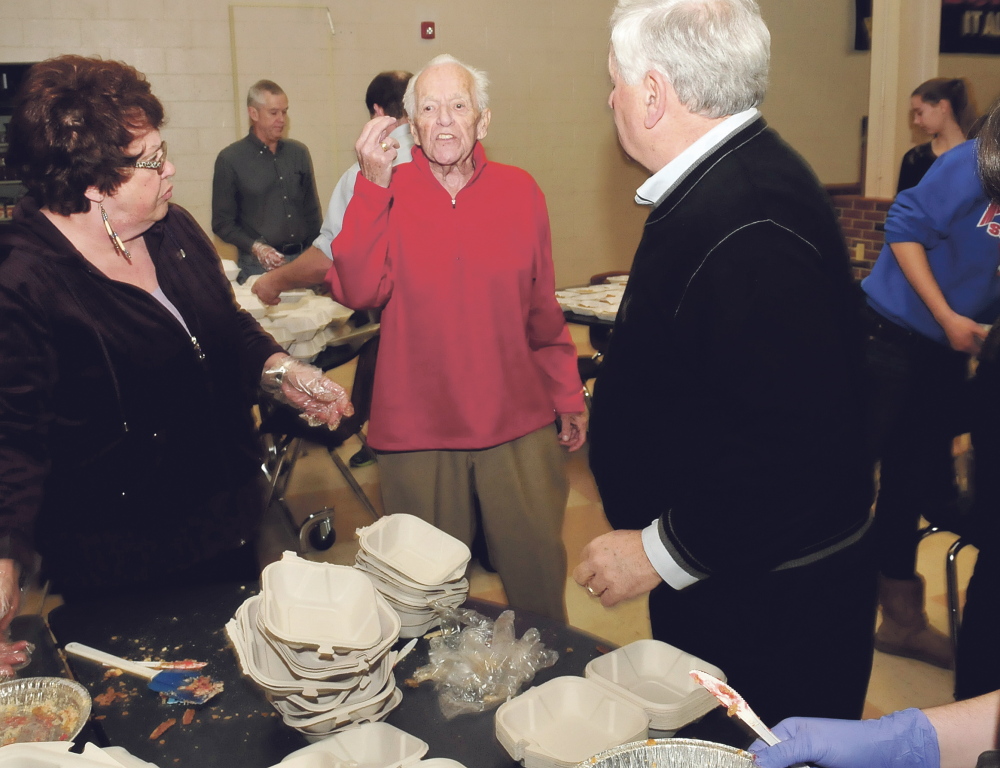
64, 641, 223, 705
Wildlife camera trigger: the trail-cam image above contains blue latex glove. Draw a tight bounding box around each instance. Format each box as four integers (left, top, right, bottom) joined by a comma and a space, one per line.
749, 709, 940, 768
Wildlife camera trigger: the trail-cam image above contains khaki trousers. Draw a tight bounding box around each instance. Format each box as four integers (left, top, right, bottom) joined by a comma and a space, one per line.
376, 425, 568, 621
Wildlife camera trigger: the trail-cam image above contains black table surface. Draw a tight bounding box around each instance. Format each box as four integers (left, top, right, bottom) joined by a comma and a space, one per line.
42, 582, 642, 768
562, 309, 615, 328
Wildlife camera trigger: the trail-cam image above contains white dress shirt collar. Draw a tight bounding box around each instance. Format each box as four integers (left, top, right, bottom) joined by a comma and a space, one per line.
635, 108, 760, 207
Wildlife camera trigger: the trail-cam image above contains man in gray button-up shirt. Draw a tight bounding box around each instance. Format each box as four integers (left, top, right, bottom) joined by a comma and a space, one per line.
212, 79, 322, 283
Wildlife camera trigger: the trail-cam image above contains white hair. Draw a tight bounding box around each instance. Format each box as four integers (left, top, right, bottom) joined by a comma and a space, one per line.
403, 54, 490, 117
610, 0, 769, 118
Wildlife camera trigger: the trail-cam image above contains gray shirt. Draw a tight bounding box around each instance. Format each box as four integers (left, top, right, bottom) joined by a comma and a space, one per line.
313, 123, 416, 258
211, 131, 322, 277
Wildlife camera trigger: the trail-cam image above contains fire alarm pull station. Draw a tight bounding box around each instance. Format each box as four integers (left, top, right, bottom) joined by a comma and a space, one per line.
421, 22, 435, 39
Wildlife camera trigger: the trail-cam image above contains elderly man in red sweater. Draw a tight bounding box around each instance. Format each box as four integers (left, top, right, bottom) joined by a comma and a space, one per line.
328, 54, 586, 621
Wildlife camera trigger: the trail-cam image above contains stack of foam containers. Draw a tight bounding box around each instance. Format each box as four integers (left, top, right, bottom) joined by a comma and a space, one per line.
353, 515, 471, 639
279, 721, 467, 768
494, 676, 649, 768
226, 552, 402, 741
584, 639, 726, 734
221, 259, 241, 282
228, 277, 354, 363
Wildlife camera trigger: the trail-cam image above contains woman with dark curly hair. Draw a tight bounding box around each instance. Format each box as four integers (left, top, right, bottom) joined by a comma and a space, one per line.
0, 56, 352, 635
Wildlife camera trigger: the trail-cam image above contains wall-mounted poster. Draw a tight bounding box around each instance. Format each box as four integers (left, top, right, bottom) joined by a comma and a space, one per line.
941, 0, 1000, 54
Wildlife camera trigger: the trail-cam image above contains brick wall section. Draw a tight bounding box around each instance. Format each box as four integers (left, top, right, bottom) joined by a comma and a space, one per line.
830, 194, 893, 280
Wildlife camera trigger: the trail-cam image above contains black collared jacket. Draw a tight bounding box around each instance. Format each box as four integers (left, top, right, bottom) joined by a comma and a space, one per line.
589, 117, 873, 585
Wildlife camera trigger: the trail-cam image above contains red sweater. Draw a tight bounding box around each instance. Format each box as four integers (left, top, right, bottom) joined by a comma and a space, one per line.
329, 145, 583, 451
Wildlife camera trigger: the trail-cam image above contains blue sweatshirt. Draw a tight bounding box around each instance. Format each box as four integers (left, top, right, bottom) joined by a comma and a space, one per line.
862, 139, 1000, 345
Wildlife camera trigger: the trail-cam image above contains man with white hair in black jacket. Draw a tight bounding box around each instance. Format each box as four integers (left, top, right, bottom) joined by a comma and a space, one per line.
574, 0, 876, 744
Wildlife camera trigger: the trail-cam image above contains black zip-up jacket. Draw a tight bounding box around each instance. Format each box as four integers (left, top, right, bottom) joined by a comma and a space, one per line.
0, 198, 283, 591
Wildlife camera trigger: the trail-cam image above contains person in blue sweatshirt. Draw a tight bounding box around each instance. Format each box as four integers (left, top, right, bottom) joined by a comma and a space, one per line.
861, 132, 1000, 683
746, 97, 1000, 768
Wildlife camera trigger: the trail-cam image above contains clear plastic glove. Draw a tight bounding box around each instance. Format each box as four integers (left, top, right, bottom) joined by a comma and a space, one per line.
261, 354, 354, 430
251, 240, 286, 271
0, 636, 33, 680
749, 709, 940, 768
412, 605, 558, 719
0, 559, 20, 633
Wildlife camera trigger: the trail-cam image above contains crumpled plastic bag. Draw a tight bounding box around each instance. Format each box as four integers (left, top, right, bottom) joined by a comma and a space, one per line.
411, 604, 558, 719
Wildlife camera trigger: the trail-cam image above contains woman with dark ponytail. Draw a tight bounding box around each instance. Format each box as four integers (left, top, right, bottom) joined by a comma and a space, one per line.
897, 77, 975, 193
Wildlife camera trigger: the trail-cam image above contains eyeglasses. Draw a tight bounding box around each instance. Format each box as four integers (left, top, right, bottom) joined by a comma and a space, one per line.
134, 141, 167, 172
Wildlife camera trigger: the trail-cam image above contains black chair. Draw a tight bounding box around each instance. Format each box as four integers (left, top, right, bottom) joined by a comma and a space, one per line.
575, 271, 627, 412
259, 326, 381, 551
917, 441, 978, 660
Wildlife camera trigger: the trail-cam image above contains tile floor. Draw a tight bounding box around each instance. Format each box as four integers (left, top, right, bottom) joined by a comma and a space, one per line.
258, 324, 978, 722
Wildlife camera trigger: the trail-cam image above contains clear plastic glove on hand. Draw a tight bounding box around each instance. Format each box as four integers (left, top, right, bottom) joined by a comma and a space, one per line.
251, 240, 286, 271
749, 709, 939, 768
261, 355, 354, 430
0, 560, 20, 634
0, 636, 33, 680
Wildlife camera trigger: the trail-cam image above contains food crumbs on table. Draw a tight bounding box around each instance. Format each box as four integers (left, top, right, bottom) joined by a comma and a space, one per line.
182, 708, 195, 725
596, 645, 611, 654
565, 647, 573, 653
403, 678, 420, 688
95, 715, 106, 720
645, 739, 656, 746
178, 675, 224, 701
103, 669, 123, 680
149, 718, 176, 739
93, 686, 135, 707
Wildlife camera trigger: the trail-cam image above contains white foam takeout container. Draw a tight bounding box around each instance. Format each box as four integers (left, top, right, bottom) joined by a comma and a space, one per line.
222, 259, 240, 282
259, 592, 400, 673
227, 600, 372, 698
281, 722, 426, 766
261, 553, 383, 654
262, 646, 400, 718
232, 284, 270, 319
358, 566, 467, 606
237, 594, 380, 684
494, 676, 649, 768
281, 673, 398, 732
297, 688, 403, 742
356, 515, 471, 586
584, 639, 725, 731
354, 551, 466, 593
0, 742, 155, 768
267, 296, 353, 339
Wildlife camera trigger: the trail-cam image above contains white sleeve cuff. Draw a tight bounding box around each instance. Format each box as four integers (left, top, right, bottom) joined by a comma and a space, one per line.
641, 521, 699, 591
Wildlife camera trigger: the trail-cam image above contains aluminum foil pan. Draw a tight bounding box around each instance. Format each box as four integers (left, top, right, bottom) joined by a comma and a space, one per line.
0, 676, 91, 746
579, 739, 754, 768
